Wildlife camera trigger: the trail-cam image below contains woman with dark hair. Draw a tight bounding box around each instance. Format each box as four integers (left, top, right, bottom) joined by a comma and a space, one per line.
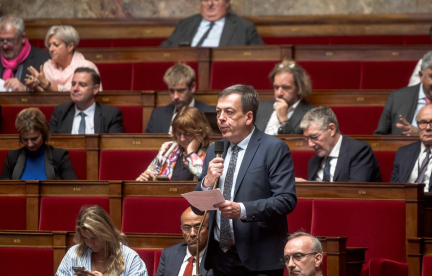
56, 205, 147, 276
0, 107, 77, 180
136, 106, 211, 181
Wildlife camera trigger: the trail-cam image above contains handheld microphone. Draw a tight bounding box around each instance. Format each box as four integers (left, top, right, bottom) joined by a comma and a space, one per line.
214, 140, 224, 158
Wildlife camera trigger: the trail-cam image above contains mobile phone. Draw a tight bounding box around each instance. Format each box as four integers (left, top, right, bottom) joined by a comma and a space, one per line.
156, 176, 170, 181
72, 266, 85, 273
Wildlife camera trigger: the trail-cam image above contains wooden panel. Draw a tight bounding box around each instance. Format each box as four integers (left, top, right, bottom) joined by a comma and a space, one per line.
211, 45, 287, 61
408, 237, 432, 276
123, 181, 196, 197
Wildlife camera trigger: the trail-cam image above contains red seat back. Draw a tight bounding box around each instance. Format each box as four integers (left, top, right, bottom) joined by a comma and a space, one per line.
361, 61, 417, 90
311, 199, 406, 262
97, 63, 133, 90
122, 197, 189, 233
0, 106, 55, 134
374, 151, 396, 182
112, 38, 166, 47
0, 196, 26, 230
39, 197, 109, 231
210, 61, 275, 90
330, 36, 405, 45
369, 258, 408, 276
404, 36, 432, 45
291, 151, 315, 179
0, 247, 53, 275
135, 249, 156, 276
67, 149, 87, 180
287, 199, 313, 234
330, 106, 384, 135
154, 250, 162, 276
78, 39, 113, 48
422, 255, 432, 276
99, 150, 158, 180
262, 36, 330, 45
116, 106, 143, 133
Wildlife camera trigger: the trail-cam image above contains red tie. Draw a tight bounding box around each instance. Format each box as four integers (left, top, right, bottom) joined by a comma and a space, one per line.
426, 97, 431, 104
183, 256, 195, 276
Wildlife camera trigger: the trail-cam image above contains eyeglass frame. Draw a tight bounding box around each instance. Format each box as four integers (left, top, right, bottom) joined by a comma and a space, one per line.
175, 131, 194, 139
280, 252, 318, 266
304, 129, 326, 143
417, 120, 432, 130
180, 225, 202, 234
0, 37, 18, 46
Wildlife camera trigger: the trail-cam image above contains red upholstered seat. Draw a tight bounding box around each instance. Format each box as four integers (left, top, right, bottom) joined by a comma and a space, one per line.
28, 39, 45, 48
97, 63, 133, 90
287, 199, 313, 234
361, 61, 417, 89
122, 197, 190, 233
369, 258, 408, 276
0, 247, 53, 275
373, 151, 396, 182
135, 249, 156, 276
404, 35, 432, 45
116, 106, 143, 133
422, 255, 432, 276
330, 106, 384, 135
0, 196, 26, 230
99, 150, 158, 180
262, 36, 330, 45
210, 61, 275, 90
291, 151, 315, 179
330, 36, 405, 45
297, 61, 362, 89
112, 38, 166, 47
132, 62, 199, 90
0, 106, 55, 134
39, 197, 110, 231
154, 250, 162, 276
311, 200, 406, 262
78, 39, 113, 48
67, 149, 87, 180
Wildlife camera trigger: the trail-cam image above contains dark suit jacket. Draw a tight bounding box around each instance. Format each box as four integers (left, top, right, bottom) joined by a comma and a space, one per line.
255, 100, 314, 134
0, 145, 78, 180
160, 13, 264, 47
49, 102, 124, 134
0, 46, 50, 84
308, 136, 382, 182
194, 129, 297, 271
156, 242, 212, 276
145, 101, 214, 133
391, 141, 424, 183
374, 84, 420, 135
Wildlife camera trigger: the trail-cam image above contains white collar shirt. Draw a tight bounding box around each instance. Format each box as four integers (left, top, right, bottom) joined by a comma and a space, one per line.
177, 246, 206, 276
191, 18, 226, 47
408, 142, 432, 193
264, 99, 300, 135
315, 135, 343, 182
72, 102, 96, 134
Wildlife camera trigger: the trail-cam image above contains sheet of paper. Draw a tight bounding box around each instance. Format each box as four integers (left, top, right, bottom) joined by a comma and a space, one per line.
0, 78, 12, 92
182, 189, 225, 212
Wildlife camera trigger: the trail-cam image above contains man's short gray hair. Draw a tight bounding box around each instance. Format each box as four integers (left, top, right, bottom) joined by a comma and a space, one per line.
421, 51, 432, 72
0, 14, 25, 35
44, 25, 80, 50
287, 231, 323, 255
300, 106, 340, 133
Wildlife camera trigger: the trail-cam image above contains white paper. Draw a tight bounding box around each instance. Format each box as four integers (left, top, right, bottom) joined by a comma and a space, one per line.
182, 189, 225, 212
0, 78, 12, 92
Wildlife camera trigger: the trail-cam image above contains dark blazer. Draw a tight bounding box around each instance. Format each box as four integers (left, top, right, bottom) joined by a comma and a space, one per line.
156, 242, 213, 276
374, 84, 420, 135
391, 141, 423, 183
0, 46, 50, 84
255, 100, 314, 134
160, 13, 264, 47
145, 101, 214, 133
0, 145, 77, 180
49, 102, 124, 134
194, 129, 297, 272
308, 136, 382, 182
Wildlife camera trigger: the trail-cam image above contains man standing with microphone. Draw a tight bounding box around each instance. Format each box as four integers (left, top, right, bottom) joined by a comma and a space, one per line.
194, 84, 297, 275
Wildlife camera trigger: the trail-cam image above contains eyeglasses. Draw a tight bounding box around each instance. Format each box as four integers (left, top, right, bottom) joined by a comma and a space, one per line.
175, 131, 194, 139
180, 225, 201, 234
417, 121, 432, 130
304, 130, 324, 142
0, 37, 17, 46
280, 252, 317, 265
202, 0, 221, 2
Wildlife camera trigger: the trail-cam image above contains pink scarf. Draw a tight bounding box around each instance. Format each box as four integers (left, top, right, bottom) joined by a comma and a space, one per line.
1, 38, 31, 80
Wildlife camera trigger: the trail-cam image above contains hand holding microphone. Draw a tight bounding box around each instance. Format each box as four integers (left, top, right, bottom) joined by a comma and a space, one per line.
203, 141, 225, 188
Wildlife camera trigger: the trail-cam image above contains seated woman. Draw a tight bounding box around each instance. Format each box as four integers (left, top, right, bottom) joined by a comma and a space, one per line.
136, 107, 211, 181
55, 205, 148, 276
0, 108, 77, 180
25, 25, 102, 92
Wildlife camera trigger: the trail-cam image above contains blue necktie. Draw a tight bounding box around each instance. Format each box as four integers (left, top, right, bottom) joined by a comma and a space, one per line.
323, 157, 332, 182
78, 112, 86, 134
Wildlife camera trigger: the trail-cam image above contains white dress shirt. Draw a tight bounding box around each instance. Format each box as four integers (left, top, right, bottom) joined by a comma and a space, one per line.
411, 84, 428, 128
408, 143, 432, 193
191, 18, 226, 47
177, 247, 206, 276
264, 100, 300, 135
314, 135, 343, 182
72, 102, 96, 134
169, 98, 196, 134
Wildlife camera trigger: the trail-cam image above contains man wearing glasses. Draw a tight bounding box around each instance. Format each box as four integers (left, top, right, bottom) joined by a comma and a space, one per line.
391, 104, 432, 192
156, 207, 213, 276
0, 14, 49, 91
297, 106, 381, 182
283, 232, 323, 276
160, 0, 263, 47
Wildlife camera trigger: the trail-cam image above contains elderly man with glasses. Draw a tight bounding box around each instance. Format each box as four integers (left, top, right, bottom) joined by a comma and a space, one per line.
296, 106, 381, 182
391, 104, 432, 192
0, 14, 50, 91
283, 232, 323, 276
156, 207, 213, 276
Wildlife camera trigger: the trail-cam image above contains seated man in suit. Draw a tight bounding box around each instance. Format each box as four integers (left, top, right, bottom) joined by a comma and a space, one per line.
156, 207, 212, 276
297, 106, 381, 182
392, 104, 432, 192
375, 51, 432, 136
283, 232, 323, 276
0, 14, 50, 91
50, 67, 124, 134
255, 59, 314, 135
160, 0, 264, 47
145, 63, 214, 133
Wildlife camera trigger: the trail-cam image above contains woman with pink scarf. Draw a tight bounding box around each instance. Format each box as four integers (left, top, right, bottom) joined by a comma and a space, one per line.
25, 25, 102, 92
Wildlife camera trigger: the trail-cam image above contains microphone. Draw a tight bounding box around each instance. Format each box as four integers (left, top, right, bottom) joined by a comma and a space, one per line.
214, 140, 224, 158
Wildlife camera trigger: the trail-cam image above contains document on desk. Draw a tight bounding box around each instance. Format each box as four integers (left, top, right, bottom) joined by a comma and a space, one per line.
182, 189, 225, 212
0, 78, 12, 92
